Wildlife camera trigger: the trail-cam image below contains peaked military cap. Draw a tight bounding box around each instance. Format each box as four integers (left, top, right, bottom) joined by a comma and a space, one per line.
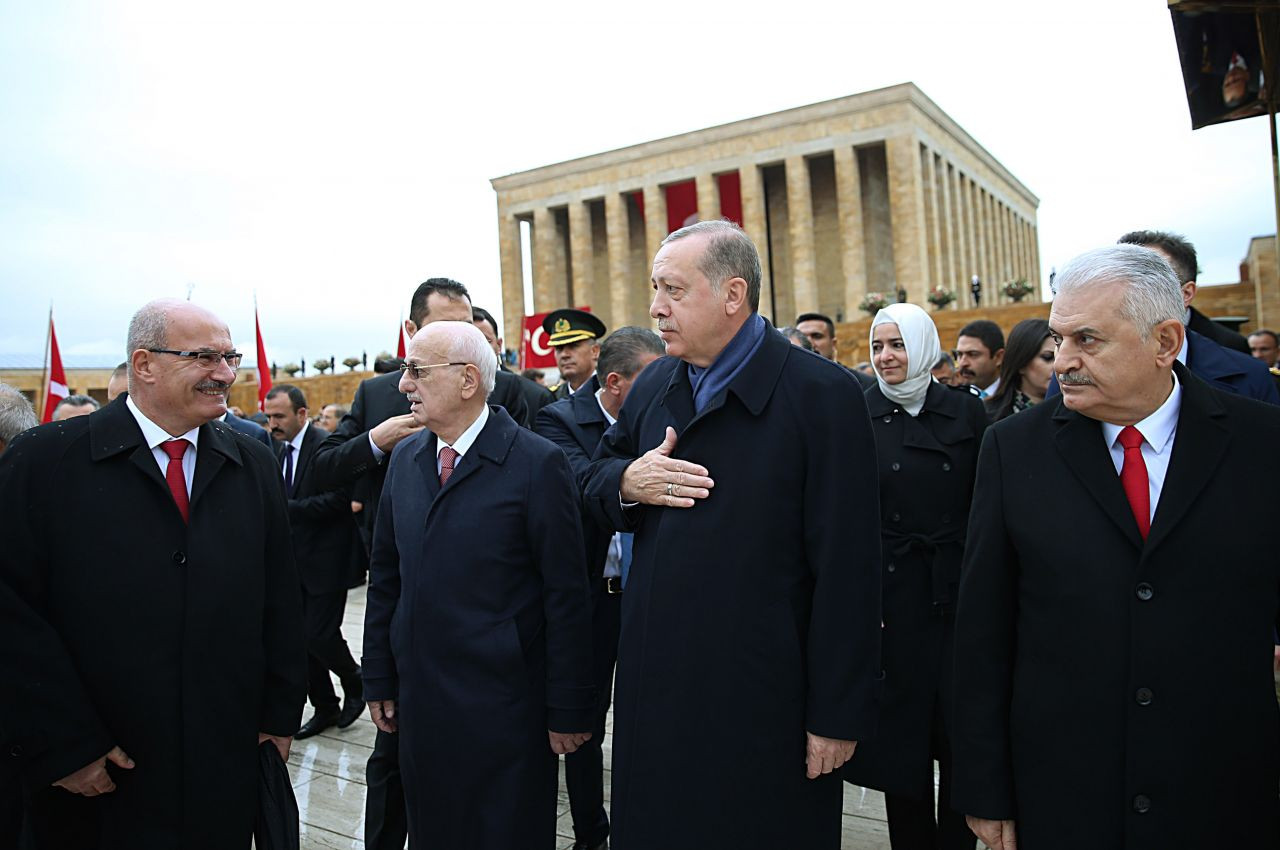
542, 308, 606, 347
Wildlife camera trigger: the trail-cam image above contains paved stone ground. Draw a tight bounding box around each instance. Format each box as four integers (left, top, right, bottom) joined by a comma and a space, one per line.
283, 590, 895, 849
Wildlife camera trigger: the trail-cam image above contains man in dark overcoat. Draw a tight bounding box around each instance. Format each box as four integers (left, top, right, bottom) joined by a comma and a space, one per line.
362, 321, 595, 849
952, 245, 1280, 849
535, 326, 665, 850
310, 277, 532, 850
0, 298, 306, 849
583, 220, 883, 849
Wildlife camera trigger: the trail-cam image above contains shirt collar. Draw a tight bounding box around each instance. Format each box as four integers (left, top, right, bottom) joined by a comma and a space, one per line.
126, 395, 201, 449
595, 388, 617, 426
1176, 331, 1189, 365
439, 404, 489, 460
1100, 371, 1182, 456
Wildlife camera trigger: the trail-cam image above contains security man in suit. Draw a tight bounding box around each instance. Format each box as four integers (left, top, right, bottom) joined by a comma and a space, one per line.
311, 277, 534, 850
535, 327, 666, 850
263, 384, 364, 740
472, 305, 555, 419
545, 309, 606, 400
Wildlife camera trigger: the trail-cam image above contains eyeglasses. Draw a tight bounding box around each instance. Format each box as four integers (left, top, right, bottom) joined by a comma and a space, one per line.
399, 361, 468, 380
148, 349, 243, 369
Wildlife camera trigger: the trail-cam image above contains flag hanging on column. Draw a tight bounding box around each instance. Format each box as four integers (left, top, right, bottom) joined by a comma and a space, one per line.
396, 316, 407, 359
255, 304, 272, 412
41, 313, 68, 423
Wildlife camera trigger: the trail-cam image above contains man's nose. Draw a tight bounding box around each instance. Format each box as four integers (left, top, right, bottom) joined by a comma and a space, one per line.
649, 292, 666, 319
213, 357, 236, 383
398, 373, 413, 394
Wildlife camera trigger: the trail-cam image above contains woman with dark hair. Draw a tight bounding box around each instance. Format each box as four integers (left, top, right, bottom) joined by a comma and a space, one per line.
843, 303, 985, 850
984, 318, 1055, 422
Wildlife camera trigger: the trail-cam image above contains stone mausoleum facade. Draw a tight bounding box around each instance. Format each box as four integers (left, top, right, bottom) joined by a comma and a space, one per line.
491, 82, 1039, 337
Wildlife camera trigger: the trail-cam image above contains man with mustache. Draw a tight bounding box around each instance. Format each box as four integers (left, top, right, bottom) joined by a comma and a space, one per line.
583, 220, 882, 849
263, 384, 364, 741
0, 298, 306, 849
954, 320, 1005, 399
952, 246, 1280, 849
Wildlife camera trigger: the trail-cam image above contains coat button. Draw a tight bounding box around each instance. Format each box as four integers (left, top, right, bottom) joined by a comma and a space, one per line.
891, 462, 901, 472
882, 415, 892, 424
9, 745, 21, 758
1135, 582, 1153, 601
1135, 687, 1153, 706
172, 551, 186, 565
886, 562, 896, 573
891, 512, 901, 522
1132, 794, 1151, 814
942, 462, 952, 472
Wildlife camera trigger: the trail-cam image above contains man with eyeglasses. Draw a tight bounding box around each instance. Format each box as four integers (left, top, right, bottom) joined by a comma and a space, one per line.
0, 298, 306, 849
311, 277, 533, 850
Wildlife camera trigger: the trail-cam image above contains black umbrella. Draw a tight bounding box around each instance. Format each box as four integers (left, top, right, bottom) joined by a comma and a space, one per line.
254, 740, 299, 850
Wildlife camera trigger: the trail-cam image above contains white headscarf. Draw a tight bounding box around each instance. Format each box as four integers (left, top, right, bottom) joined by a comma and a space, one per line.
870, 303, 942, 417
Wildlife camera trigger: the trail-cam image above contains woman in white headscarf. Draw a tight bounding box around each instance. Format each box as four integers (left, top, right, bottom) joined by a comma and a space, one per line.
843, 303, 988, 850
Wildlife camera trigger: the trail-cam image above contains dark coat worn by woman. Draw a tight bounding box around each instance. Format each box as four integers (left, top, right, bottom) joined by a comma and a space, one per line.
844, 381, 986, 799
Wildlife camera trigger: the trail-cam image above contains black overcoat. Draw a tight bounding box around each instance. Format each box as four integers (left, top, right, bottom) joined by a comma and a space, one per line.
0, 398, 306, 849
583, 327, 883, 850
362, 406, 595, 850
843, 381, 986, 799
282, 423, 361, 596
952, 363, 1280, 848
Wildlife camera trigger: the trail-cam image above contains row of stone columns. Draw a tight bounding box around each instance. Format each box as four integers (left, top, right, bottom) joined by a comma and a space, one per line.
498, 139, 1039, 340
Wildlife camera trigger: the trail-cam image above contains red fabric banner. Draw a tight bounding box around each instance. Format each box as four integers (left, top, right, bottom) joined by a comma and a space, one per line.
521, 307, 593, 368
396, 320, 407, 359
41, 316, 68, 423
255, 308, 272, 412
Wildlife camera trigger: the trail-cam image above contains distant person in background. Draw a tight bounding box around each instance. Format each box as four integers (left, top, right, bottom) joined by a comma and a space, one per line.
931, 353, 958, 386
0, 382, 37, 454
228, 406, 246, 418
855, 361, 875, 377
474, 306, 553, 417
544, 309, 605, 400
954, 320, 1005, 398
796, 311, 875, 388
1248, 329, 1278, 367
521, 368, 547, 387
106, 362, 129, 401
374, 356, 405, 374
317, 403, 348, 433
984, 319, 1055, 423
780, 326, 815, 351
51, 395, 99, 421
1117, 230, 1252, 355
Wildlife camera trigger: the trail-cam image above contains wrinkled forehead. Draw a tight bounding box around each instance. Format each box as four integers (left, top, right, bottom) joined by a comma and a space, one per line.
1049, 280, 1125, 335
167, 310, 233, 350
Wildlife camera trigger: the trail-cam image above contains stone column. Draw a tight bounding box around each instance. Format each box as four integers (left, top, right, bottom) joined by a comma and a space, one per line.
833, 145, 866, 320
497, 211, 525, 351
739, 162, 773, 318
975, 188, 991, 306
940, 161, 957, 294
567, 199, 595, 314
605, 191, 634, 328
696, 172, 720, 222
531, 206, 560, 312
642, 184, 667, 273
886, 134, 928, 304
785, 155, 818, 315
924, 148, 943, 292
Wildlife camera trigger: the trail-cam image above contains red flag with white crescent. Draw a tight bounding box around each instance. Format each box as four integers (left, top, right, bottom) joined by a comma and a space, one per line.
255, 307, 272, 412
41, 315, 68, 423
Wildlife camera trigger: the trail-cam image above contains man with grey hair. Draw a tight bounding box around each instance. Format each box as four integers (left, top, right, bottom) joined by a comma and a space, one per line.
106, 362, 129, 401
51, 394, 100, 421
952, 245, 1280, 849
535, 325, 665, 850
0, 382, 38, 453
0, 298, 305, 848
584, 220, 882, 849
362, 321, 595, 849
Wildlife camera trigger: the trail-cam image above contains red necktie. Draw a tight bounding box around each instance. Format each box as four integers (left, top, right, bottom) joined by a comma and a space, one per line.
161, 439, 190, 524
439, 446, 459, 487
1117, 425, 1149, 540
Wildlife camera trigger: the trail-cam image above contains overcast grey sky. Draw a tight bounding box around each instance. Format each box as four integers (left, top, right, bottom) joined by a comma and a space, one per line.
2, 1, 1275, 368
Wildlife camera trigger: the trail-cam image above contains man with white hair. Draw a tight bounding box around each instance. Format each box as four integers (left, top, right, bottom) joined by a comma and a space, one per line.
952, 245, 1280, 849
0, 382, 38, 453
361, 321, 595, 850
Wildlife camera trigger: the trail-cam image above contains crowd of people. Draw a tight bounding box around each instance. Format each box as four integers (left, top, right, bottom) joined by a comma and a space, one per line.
1, 224, 1278, 850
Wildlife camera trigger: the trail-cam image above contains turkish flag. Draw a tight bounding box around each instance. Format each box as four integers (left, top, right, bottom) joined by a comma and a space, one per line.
396, 319, 407, 359
41, 316, 68, 423
255, 307, 272, 412
521, 307, 594, 368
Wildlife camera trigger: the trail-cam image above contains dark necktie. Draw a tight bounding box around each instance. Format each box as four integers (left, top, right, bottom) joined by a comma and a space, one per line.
282, 443, 295, 497
1117, 425, 1150, 540
439, 446, 459, 487
161, 439, 190, 524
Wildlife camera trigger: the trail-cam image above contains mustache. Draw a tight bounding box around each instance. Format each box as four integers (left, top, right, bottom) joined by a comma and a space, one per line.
656, 320, 676, 332
1058, 371, 1094, 386
958, 367, 976, 378
196, 380, 232, 392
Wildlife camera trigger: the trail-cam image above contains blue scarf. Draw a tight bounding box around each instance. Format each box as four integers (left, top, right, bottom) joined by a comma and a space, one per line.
687, 313, 767, 413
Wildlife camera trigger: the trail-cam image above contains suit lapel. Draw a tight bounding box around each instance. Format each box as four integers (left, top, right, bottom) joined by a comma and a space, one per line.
1143, 366, 1229, 555
190, 420, 243, 512
659, 366, 696, 432
294, 425, 321, 482
417, 407, 519, 525
570, 385, 607, 456
1050, 399, 1144, 550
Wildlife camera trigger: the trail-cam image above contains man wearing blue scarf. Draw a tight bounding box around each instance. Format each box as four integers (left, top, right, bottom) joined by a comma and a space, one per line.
584, 220, 883, 850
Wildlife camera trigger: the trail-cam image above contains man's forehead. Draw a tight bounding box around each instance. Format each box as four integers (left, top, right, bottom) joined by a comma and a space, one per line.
796, 320, 830, 336
955, 335, 989, 353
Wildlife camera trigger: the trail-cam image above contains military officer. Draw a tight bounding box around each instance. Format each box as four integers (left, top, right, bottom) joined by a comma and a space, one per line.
544, 309, 607, 400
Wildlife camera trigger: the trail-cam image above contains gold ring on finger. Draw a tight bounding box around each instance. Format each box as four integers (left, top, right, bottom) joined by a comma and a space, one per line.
666, 482, 674, 497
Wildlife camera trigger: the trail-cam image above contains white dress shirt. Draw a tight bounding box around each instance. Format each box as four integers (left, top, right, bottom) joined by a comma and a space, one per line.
125, 395, 199, 496
1099, 372, 1182, 523
437, 405, 489, 477
978, 376, 1001, 400
596, 389, 625, 578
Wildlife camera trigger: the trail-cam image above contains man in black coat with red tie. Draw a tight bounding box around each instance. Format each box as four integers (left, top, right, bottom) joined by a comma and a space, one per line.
952, 246, 1280, 849
0, 299, 306, 850
311, 277, 534, 850
535, 326, 665, 850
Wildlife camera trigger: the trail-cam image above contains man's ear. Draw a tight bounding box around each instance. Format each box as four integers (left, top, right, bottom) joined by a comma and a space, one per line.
459, 364, 481, 400
404, 319, 418, 341
722, 277, 748, 316
1180, 281, 1196, 309
130, 349, 155, 386
993, 348, 1005, 368
605, 371, 624, 395
1152, 319, 1184, 367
